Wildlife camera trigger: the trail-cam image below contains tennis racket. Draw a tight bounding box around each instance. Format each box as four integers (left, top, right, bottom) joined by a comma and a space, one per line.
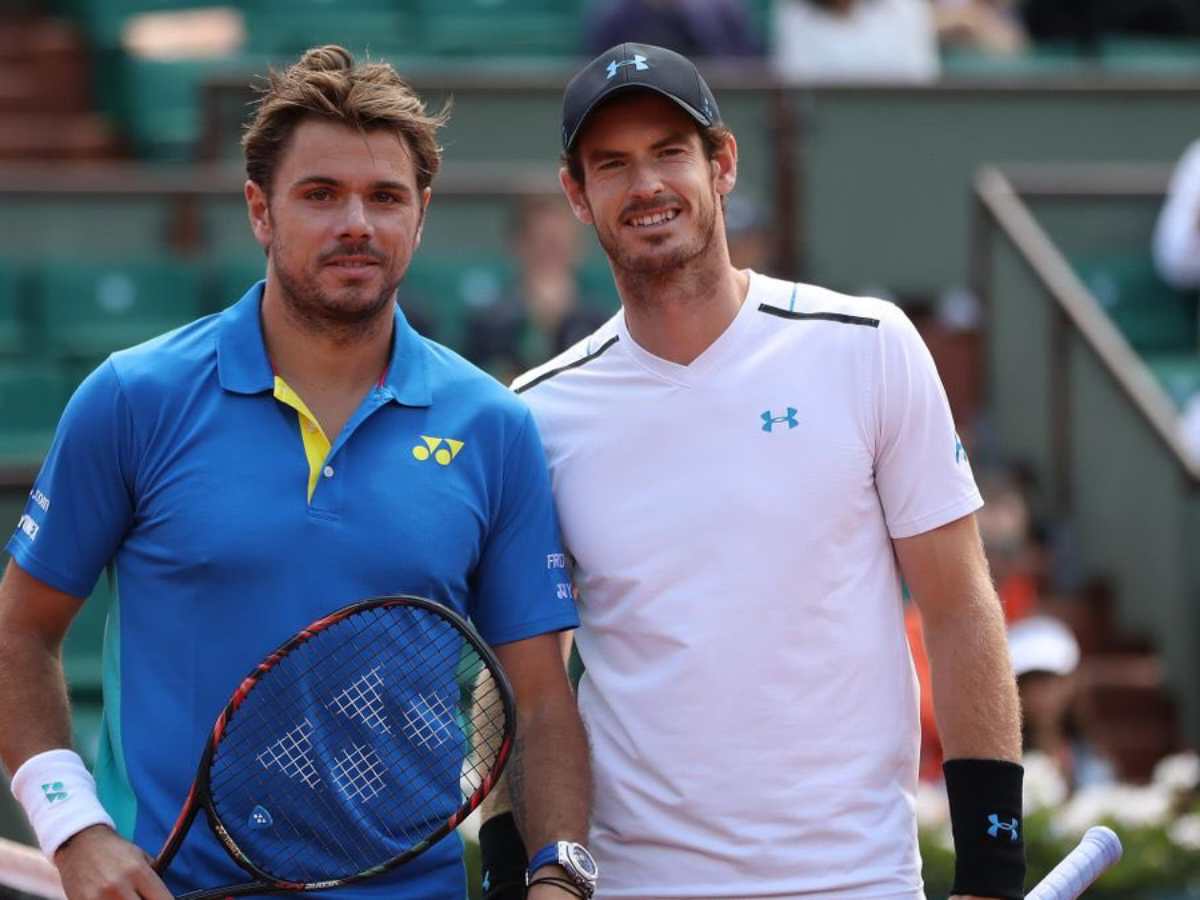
1025, 825, 1123, 900
150, 594, 515, 899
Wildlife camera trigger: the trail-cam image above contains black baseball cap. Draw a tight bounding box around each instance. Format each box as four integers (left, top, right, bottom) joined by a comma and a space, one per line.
561, 42, 722, 151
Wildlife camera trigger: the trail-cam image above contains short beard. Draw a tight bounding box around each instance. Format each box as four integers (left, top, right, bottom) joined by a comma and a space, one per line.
594, 190, 718, 286
270, 243, 401, 343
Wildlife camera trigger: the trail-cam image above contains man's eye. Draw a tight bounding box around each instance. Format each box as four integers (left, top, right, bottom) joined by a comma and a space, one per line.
374, 192, 401, 203
306, 189, 332, 201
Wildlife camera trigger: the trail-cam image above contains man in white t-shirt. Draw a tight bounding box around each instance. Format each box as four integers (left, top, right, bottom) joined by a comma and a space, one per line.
480, 43, 1025, 900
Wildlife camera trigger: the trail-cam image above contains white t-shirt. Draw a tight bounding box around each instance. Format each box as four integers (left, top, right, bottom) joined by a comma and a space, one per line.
771, 0, 939, 84
513, 272, 982, 899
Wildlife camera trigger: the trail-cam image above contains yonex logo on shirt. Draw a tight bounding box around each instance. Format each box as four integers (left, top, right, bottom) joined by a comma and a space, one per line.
412, 436, 465, 466
761, 408, 798, 432
987, 814, 1019, 841
17, 514, 38, 542
40, 782, 68, 804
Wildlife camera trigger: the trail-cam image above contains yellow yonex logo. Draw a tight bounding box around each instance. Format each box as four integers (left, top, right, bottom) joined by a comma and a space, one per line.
412, 436, 465, 466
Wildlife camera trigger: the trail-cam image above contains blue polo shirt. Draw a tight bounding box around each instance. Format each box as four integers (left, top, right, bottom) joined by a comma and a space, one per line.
6, 283, 577, 898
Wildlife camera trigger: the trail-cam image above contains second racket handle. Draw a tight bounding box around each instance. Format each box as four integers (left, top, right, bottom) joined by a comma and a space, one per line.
1025, 826, 1123, 900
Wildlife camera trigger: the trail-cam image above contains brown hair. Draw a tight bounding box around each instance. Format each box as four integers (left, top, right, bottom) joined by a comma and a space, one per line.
562, 118, 733, 186
242, 45, 450, 194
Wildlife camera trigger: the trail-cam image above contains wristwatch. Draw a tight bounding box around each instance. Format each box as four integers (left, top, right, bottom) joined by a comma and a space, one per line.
525, 840, 598, 897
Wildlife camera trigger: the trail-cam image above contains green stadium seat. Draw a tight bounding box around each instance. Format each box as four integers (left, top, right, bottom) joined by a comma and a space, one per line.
405, 256, 513, 350
241, 6, 423, 57
34, 259, 205, 359
0, 263, 31, 358
1145, 353, 1200, 410
211, 257, 267, 314
1073, 255, 1198, 356
0, 365, 71, 462
110, 54, 272, 160
417, 0, 583, 57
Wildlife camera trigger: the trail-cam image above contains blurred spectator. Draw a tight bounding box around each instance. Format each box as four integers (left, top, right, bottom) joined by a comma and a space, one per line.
977, 467, 1046, 622
725, 195, 774, 274
464, 196, 609, 384
1009, 616, 1117, 791
933, 0, 1027, 56
1153, 140, 1200, 291
770, 0, 939, 83
1152, 140, 1200, 464
584, 0, 763, 58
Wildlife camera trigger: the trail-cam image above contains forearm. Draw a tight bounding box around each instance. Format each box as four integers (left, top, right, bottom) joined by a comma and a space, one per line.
921, 589, 1021, 763
0, 626, 73, 772
508, 695, 591, 850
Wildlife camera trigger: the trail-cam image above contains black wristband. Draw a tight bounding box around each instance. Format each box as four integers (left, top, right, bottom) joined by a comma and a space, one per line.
479, 812, 528, 900
944, 758, 1026, 899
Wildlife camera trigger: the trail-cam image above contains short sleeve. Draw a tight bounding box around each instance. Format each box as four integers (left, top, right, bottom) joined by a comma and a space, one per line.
873, 306, 982, 540
469, 408, 578, 646
5, 360, 137, 598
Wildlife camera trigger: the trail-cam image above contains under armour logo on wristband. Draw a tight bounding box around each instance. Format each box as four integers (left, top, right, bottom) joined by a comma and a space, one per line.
987, 814, 1020, 841
40, 782, 68, 804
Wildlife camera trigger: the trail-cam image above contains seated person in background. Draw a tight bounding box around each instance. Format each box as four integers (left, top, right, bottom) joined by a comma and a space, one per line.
977, 467, 1046, 622
771, 0, 940, 83
1009, 615, 1116, 792
465, 196, 610, 384
1152, 140, 1200, 462
584, 0, 763, 58
1153, 139, 1200, 291
933, 0, 1027, 56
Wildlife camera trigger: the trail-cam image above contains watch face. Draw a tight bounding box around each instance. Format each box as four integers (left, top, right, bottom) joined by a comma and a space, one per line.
567, 843, 598, 879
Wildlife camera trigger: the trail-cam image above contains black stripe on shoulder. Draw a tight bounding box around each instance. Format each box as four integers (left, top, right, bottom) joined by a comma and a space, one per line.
757, 304, 879, 328
515, 335, 620, 394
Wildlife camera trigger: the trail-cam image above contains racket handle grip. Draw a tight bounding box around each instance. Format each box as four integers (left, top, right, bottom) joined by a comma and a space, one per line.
1025, 826, 1123, 900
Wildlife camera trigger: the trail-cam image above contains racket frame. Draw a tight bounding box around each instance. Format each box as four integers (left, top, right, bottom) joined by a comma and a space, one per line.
151, 594, 516, 898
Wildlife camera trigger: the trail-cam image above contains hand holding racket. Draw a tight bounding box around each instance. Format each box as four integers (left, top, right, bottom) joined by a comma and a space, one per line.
58, 595, 514, 899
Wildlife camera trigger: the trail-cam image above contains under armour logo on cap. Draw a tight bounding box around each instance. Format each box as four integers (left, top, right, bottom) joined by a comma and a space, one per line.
606, 54, 649, 79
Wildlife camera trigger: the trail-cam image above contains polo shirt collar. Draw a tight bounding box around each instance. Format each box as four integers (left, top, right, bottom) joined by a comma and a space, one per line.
217, 280, 433, 407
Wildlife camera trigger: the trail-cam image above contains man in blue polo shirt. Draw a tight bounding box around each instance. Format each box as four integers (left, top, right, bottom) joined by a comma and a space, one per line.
0, 45, 591, 900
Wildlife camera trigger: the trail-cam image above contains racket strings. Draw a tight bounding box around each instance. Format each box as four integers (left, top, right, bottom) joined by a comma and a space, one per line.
207, 603, 510, 884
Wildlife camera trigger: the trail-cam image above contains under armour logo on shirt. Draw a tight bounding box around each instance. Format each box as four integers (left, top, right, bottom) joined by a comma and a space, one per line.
607, 54, 649, 79
761, 408, 799, 432
987, 814, 1019, 841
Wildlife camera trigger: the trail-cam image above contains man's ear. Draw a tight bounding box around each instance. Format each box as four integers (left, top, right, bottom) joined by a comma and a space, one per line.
712, 131, 739, 198
559, 166, 595, 225
415, 185, 433, 247
245, 179, 272, 250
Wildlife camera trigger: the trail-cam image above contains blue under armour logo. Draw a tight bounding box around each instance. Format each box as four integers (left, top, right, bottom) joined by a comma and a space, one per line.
987, 814, 1019, 841
249, 805, 274, 829
762, 408, 799, 432
606, 54, 649, 79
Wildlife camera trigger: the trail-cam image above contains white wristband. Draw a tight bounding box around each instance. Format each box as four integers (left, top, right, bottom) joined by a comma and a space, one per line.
10, 749, 116, 858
